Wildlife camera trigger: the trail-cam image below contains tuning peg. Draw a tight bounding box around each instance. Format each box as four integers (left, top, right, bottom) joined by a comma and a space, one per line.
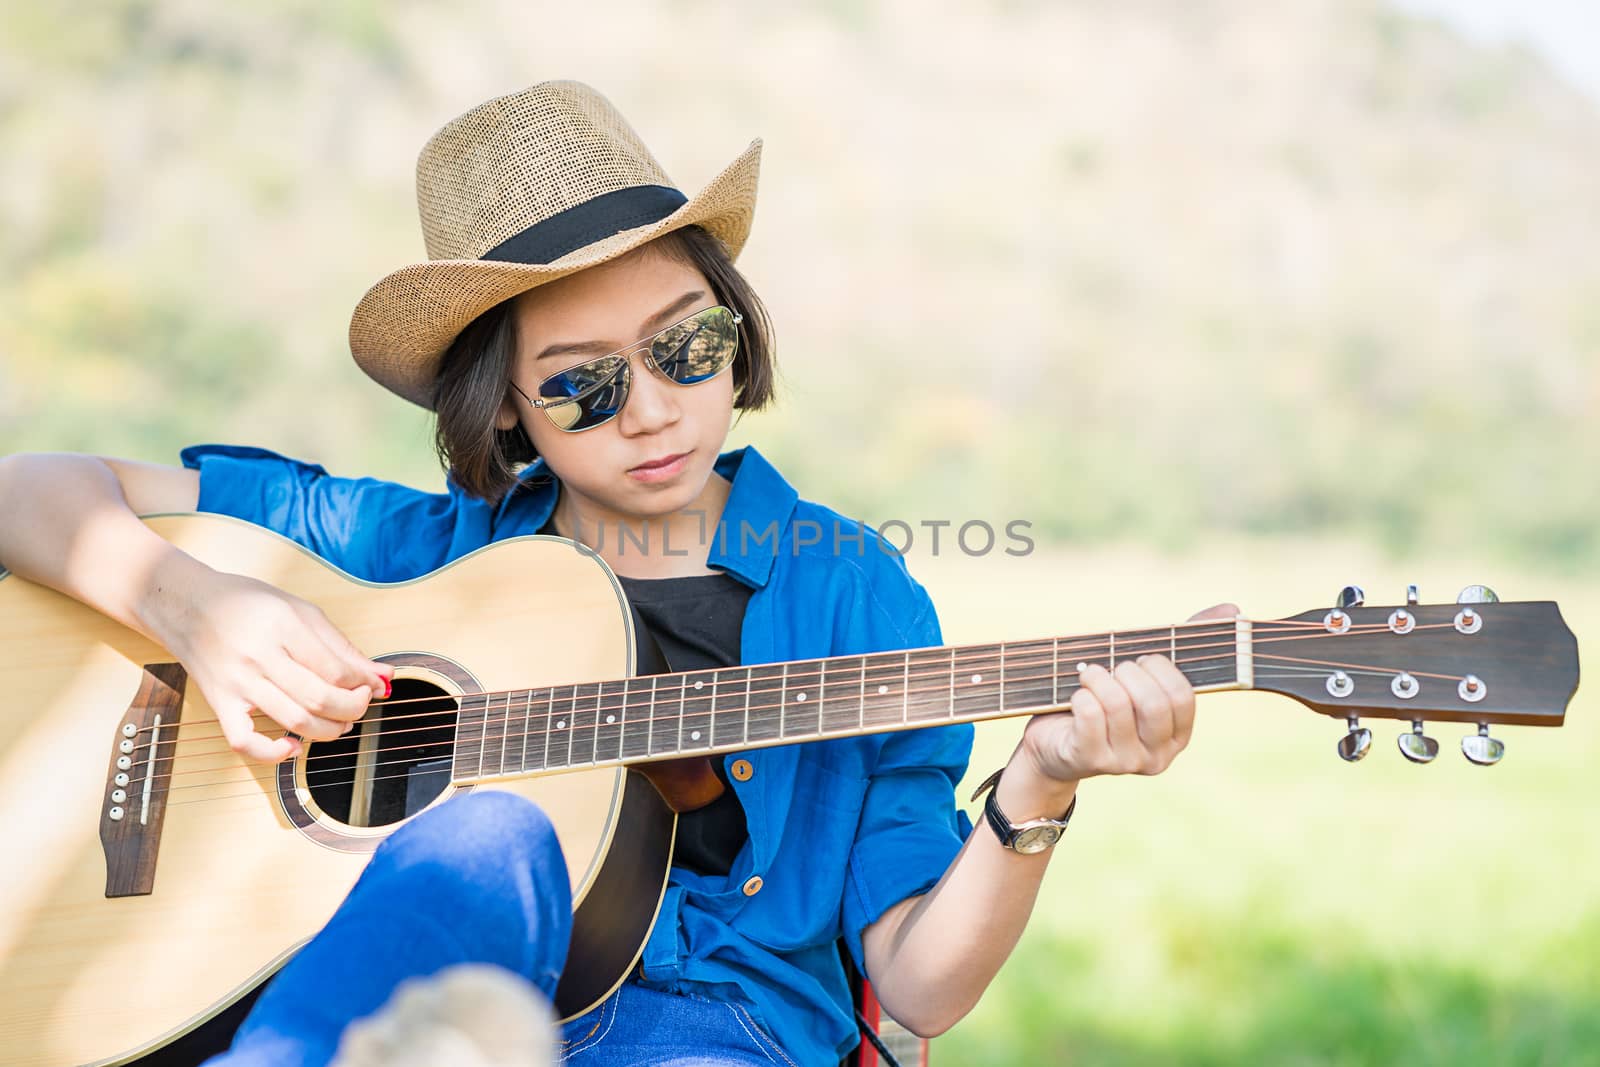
1337, 585, 1366, 609
1406, 584, 1419, 605
1461, 724, 1505, 766
1456, 585, 1500, 605
1337, 715, 1372, 762
1397, 721, 1439, 764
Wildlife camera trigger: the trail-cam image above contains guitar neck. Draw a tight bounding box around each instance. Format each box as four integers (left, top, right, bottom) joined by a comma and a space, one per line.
452, 618, 1252, 783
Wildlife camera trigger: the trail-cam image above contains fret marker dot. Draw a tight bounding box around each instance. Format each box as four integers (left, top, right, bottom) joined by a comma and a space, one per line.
691, 730, 702, 741
694, 680, 704, 690
605, 715, 616, 725
557, 720, 566, 729
878, 684, 889, 695
797, 692, 807, 702
971, 673, 983, 684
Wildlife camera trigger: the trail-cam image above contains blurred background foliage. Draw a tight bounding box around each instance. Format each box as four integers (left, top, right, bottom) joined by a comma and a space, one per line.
3, 1, 1597, 1064
3, 0, 1597, 569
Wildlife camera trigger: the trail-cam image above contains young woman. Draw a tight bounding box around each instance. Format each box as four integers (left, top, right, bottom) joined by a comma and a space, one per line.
0, 81, 1233, 1066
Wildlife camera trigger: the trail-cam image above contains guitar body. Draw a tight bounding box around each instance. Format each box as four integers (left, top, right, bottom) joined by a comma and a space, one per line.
0, 514, 674, 1067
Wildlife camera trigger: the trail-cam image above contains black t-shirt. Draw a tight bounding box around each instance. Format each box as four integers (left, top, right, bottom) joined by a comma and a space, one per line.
612, 571, 754, 877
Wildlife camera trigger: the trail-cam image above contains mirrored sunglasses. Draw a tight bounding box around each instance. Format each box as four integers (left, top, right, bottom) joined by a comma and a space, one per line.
512, 305, 743, 432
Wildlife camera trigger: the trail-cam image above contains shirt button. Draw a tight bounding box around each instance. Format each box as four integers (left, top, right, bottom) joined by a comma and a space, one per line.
742, 875, 764, 897
730, 759, 754, 782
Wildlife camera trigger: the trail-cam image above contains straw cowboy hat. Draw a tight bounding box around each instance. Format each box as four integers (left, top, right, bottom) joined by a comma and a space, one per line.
349, 80, 762, 409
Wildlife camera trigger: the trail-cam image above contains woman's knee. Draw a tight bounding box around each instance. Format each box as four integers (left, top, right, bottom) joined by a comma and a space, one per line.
365, 791, 569, 908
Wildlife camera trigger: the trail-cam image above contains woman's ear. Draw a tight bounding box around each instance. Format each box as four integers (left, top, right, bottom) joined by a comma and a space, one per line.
495, 392, 521, 432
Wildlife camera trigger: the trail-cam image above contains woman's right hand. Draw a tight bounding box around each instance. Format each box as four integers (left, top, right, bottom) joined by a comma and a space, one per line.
146, 554, 393, 764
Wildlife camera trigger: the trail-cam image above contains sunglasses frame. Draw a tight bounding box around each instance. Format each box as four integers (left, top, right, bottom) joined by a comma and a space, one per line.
511, 304, 743, 433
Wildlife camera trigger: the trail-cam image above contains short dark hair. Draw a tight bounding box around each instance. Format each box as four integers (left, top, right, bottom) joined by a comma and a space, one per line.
430, 224, 777, 504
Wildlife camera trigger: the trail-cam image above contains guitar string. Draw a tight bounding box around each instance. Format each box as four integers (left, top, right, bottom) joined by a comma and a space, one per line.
132, 617, 1349, 735
149, 644, 1449, 800
158, 658, 1270, 807
130, 622, 1467, 779
160, 661, 1370, 800
156, 654, 1243, 795
131, 620, 1447, 757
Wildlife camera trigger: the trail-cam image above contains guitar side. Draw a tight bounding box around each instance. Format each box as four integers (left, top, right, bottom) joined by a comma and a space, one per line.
0, 514, 668, 1066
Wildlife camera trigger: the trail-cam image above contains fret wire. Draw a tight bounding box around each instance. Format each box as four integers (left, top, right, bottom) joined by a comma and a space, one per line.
1109, 631, 1115, 669
742, 666, 751, 746
779, 662, 788, 739
901, 652, 909, 725
504, 691, 516, 773
948, 647, 956, 720
542, 686, 555, 772
814, 657, 825, 736
617, 679, 628, 761
519, 687, 532, 774
999, 640, 1006, 710
474, 693, 485, 780
563, 683, 580, 769
648, 676, 657, 755
858, 654, 866, 733
1052, 636, 1060, 705
675, 672, 685, 754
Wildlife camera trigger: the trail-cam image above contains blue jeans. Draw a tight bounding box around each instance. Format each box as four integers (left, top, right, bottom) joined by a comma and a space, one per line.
205, 791, 796, 1067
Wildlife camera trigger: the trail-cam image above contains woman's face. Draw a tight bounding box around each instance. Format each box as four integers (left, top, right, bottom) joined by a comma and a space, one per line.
498, 242, 737, 522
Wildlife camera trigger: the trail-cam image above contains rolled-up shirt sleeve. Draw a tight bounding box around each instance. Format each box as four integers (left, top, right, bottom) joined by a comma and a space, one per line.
840, 590, 975, 973
178, 444, 472, 583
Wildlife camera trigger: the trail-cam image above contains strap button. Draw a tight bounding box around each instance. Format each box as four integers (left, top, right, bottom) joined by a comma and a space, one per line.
730, 759, 754, 782
741, 875, 764, 897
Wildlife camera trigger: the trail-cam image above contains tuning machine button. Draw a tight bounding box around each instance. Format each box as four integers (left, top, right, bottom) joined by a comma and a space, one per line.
1406, 584, 1419, 605
1397, 721, 1439, 764
1461, 724, 1505, 766
1337, 585, 1366, 609
1456, 585, 1499, 605
1337, 715, 1372, 762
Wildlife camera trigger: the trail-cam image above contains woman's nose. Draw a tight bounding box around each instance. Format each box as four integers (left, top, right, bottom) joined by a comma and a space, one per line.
616, 349, 679, 434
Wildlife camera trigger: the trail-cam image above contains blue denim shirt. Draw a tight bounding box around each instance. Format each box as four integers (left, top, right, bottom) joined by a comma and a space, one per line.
179, 442, 974, 1065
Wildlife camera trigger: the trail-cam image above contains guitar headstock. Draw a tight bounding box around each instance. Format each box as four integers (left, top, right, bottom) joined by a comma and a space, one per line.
1249, 585, 1579, 765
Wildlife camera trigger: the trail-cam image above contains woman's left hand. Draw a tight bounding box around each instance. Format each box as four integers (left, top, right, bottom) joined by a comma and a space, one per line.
1017, 602, 1240, 786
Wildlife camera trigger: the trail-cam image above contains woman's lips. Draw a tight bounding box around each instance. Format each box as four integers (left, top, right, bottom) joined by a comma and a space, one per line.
627, 451, 690, 482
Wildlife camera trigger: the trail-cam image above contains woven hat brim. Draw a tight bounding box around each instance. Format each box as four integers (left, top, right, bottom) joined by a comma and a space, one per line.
350, 138, 762, 410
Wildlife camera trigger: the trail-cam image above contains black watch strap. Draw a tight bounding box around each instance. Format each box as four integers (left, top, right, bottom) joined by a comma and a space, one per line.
970, 767, 1077, 854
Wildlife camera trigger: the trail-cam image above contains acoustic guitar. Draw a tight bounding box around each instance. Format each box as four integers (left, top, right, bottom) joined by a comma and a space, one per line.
0, 513, 1579, 1066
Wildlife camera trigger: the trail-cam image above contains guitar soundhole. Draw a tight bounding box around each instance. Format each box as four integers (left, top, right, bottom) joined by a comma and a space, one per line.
303, 677, 459, 829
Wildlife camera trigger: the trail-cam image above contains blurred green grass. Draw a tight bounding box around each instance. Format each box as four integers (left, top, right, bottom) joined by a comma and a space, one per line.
912, 540, 1596, 1065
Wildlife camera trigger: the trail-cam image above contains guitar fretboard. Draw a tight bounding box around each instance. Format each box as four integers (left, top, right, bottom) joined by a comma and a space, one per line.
451, 623, 1247, 782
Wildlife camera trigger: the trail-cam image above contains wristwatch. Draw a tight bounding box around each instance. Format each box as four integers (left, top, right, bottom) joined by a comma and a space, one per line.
970, 768, 1077, 855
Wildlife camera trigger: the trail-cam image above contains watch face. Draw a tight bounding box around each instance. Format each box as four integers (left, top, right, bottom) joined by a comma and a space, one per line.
1013, 826, 1062, 854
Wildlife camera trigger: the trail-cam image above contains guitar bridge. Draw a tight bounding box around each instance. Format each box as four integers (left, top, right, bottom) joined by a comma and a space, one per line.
98, 662, 187, 897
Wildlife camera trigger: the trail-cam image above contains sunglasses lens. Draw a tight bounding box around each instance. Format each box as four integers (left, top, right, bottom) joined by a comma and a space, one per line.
538, 355, 628, 432
652, 306, 739, 385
